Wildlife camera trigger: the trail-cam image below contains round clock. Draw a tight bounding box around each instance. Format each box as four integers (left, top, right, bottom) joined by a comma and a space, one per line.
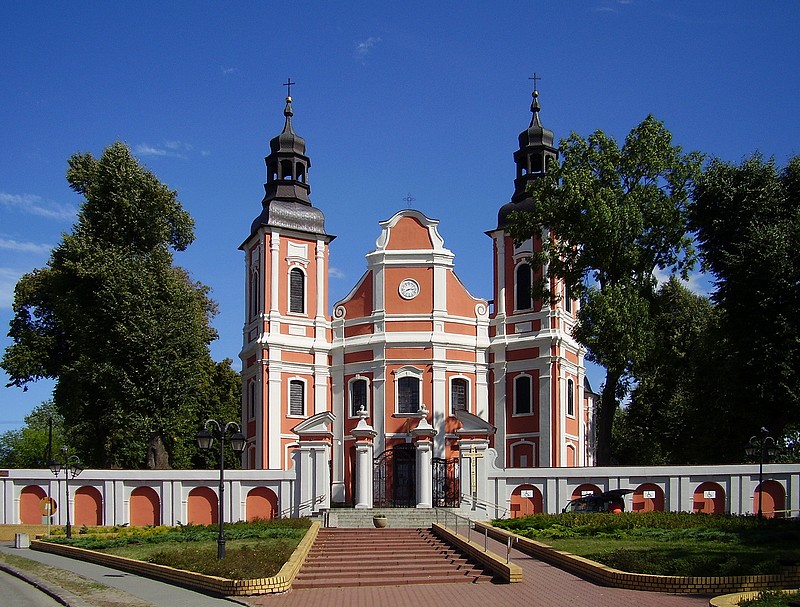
398, 278, 420, 300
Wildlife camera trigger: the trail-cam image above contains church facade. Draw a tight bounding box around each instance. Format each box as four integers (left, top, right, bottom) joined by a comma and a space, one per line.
238, 87, 597, 508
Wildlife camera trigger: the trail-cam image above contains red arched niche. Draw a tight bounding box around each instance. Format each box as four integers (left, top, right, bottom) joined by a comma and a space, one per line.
693, 482, 726, 514
130, 486, 161, 526
247, 487, 278, 521
510, 484, 543, 518
20, 485, 46, 524
74, 486, 102, 526
632, 483, 665, 512
571, 483, 601, 500
752, 480, 786, 518
188, 487, 218, 525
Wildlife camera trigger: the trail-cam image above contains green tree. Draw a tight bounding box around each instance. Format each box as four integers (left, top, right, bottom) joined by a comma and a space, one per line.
0, 401, 65, 468
613, 277, 721, 464
508, 116, 703, 465
2, 142, 228, 469
690, 154, 800, 450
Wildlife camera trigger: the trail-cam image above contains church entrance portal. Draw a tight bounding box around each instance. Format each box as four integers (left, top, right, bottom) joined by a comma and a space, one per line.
372, 445, 460, 508
374, 444, 416, 507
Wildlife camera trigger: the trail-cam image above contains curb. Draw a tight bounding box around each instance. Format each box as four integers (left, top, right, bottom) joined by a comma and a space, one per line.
0, 559, 81, 607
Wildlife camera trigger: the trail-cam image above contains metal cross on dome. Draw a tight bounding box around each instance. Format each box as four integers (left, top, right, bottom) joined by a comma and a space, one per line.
283, 78, 296, 97
529, 72, 541, 92
402, 193, 416, 204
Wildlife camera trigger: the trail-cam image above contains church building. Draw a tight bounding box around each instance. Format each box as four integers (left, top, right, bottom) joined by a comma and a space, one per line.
239, 85, 596, 508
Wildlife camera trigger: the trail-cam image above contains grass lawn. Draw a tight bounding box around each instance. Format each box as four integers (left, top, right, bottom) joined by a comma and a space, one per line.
493, 512, 800, 577
42, 518, 311, 580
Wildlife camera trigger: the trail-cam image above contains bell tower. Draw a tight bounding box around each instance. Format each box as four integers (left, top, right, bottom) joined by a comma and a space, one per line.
240, 85, 335, 470
487, 79, 588, 468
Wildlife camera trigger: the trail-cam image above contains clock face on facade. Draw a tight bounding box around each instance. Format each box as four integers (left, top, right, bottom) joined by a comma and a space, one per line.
398, 278, 420, 300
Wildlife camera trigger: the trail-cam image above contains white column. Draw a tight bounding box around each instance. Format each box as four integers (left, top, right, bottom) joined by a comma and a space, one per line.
352, 414, 377, 509
269, 231, 280, 312
412, 411, 437, 509
354, 441, 374, 509
415, 440, 434, 509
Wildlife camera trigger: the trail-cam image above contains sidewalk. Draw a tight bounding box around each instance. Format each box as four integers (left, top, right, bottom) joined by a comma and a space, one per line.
0, 542, 242, 607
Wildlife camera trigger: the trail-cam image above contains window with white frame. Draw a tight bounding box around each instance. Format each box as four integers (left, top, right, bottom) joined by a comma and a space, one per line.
515, 263, 533, 311
567, 378, 575, 417
349, 377, 369, 417
289, 267, 305, 314
451, 377, 469, 414
514, 374, 532, 415
395, 368, 422, 414
564, 281, 573, 314
249, 269, 260, 319
288, 379, 305, 416
248, 380, 256, 419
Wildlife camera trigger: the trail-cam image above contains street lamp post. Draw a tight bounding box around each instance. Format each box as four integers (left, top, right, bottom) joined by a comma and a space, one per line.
745, 427, 778, 520
49, 446, 83, 538
196, 419, 246, 560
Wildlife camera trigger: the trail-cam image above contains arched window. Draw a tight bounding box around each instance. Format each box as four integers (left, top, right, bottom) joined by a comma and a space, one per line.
514, 374, 532, 415
516, 263, 532, 310
249, 269, 260, 319
289, 267, 305, 314
350, 377, 368, 417
280, 159, 293, 180
248, 380, 256, 419
289, 379, 305, 416
451, 378, 468, 413
564, 281, 572, 313
567, 378, 575, 417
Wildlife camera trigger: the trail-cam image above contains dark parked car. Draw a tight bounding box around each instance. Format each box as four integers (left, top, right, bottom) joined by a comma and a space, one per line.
562, 489, 633, 513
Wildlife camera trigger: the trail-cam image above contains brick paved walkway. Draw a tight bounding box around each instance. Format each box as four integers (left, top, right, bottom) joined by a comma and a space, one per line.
242, 533, 711, 607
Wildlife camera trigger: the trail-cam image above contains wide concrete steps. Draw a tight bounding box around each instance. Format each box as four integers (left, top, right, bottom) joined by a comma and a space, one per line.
294, 528, 494, 589
324, 507, 464, 529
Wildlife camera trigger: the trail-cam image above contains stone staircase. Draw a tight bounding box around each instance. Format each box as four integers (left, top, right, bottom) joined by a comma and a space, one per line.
294, 527, 495, 588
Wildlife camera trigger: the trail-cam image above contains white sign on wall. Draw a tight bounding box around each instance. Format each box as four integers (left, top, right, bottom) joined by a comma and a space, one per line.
704, 490, 716, 499
581, 490, 594, 497
642, 490, 656, 499
520, 489, 534, 498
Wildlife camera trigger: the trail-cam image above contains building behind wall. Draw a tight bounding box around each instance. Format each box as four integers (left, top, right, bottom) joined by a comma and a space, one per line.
239, 85, 598, 506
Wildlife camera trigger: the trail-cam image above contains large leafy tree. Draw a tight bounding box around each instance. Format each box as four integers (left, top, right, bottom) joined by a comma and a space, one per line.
613, 277, 721, 464
2, 142, 231, 469
508, 116, 702, 465
690, 154, 800, 450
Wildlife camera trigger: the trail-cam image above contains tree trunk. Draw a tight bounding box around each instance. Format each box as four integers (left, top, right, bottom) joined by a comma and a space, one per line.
595, 368, 622, 466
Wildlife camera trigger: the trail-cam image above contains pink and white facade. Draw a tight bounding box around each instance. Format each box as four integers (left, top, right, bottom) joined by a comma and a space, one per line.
238, 89, 596, 509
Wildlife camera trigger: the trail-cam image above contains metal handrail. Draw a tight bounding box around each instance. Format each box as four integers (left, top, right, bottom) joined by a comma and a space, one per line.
433, 506, 513, 563
460, 493, 511, 519
278, 494, 325, 519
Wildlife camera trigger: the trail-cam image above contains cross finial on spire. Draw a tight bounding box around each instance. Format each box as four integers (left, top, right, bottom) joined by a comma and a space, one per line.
283, 77, 296, 99
529, 72, 541, 94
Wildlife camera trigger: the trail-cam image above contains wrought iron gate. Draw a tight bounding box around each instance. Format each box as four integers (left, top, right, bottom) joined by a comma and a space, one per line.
373, 444, 416, 507
432, 457, 460, 507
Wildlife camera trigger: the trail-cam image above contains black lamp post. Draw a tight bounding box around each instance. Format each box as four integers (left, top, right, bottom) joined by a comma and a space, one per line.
745, 427, 778, 519
196, 419, 246, 560
49, 446, 83, 538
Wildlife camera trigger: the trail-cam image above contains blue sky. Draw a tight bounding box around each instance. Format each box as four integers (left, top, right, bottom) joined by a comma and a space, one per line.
1, 1, 799, 432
